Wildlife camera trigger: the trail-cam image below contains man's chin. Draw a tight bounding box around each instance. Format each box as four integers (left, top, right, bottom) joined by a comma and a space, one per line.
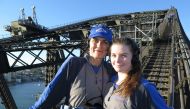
93, 55, 104, 59
93, 54, 104, 58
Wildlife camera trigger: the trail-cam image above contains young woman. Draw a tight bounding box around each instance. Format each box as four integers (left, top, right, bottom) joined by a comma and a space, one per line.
30, 24, 116, 109
104, 37, 171, 109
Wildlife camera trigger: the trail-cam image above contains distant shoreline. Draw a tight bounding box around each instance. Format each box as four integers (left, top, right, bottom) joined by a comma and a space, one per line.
8, 80, 44, 87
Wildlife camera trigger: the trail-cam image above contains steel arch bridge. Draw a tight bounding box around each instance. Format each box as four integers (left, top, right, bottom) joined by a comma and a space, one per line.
0, 7, 190, 109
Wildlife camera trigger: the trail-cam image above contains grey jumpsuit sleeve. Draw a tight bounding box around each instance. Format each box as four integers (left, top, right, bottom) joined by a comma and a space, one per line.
131, 79, 171, 109
29, 57, 77, 109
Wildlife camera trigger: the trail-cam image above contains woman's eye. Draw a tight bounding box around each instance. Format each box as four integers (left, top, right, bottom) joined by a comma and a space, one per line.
111, 54, 116, 58
122, 55, 127, 58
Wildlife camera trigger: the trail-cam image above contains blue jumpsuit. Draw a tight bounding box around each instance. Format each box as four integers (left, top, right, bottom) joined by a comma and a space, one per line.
30, 56, 115, 109
104, 78, 172, 109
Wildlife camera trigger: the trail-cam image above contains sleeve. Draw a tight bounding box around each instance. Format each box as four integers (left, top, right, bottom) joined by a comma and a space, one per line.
143, 81, 172, 109
29, 57, 73, 109
103, 62, 117, 81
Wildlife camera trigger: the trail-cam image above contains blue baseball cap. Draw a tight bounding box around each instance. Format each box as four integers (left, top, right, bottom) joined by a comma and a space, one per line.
89, 24, 112, 43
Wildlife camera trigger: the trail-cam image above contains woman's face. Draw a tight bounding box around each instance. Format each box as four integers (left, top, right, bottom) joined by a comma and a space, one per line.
89, 37, 110, 59
110, 44, 133, 73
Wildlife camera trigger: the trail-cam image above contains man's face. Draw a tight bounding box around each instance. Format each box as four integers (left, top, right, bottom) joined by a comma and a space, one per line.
89, 37, 110, 59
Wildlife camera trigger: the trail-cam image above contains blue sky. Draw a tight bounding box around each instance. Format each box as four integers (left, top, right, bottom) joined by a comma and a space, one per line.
0, 0, 189, 39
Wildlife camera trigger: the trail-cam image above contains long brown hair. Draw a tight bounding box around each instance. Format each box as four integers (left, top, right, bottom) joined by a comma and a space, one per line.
111, 37, 142, 97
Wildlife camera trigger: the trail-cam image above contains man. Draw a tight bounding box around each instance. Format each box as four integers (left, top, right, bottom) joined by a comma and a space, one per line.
30, 24, 116, 109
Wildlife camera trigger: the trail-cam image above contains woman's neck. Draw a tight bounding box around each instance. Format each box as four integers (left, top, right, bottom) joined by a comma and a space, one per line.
116, 72, 128, 85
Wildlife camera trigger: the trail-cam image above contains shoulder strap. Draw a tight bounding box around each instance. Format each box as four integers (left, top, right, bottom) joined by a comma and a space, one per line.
65, 57, 87, 105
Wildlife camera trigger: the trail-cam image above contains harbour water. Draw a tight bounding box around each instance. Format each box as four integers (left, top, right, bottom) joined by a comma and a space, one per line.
0, 82, 45, 109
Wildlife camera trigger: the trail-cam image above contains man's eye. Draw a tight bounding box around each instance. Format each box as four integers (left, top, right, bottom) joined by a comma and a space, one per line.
92, 38, 98, 42
103, 40, 109, 44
